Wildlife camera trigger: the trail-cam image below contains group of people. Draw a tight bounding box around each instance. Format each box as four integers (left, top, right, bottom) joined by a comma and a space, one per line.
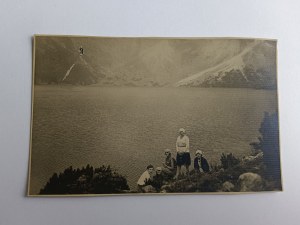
137, 128, 210, 192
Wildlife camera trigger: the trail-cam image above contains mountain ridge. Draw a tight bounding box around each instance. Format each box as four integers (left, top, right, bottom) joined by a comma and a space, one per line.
175, 40, 277, 89
34, 37, 277, 89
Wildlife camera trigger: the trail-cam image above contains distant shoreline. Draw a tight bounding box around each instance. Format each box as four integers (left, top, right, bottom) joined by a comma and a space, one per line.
33, 84, 277, 90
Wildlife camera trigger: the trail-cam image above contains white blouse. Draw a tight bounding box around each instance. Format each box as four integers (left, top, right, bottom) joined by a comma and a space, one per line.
176, 135, 190, 153
137, 170, 151, 185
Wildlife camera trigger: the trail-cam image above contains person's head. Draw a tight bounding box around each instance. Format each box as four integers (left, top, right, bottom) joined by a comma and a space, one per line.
179, 128, 186, 136
147, 164, 154, 173
164, 149, 171, 157
195, 150, 203, 158
156, 167, 162, 175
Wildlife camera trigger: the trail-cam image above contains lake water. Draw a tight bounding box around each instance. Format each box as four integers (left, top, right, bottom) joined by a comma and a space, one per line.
29, 86, 278, 194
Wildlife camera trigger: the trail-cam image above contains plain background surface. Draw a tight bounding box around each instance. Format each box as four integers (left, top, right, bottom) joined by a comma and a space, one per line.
0, 0, 300, 224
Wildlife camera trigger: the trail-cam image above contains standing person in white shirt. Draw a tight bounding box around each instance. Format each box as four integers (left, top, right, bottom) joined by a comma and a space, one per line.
175, 128, 191, 179
137, 165, 154, 192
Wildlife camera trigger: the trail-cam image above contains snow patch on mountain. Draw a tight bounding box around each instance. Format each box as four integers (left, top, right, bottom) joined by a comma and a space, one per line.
175, 40, 261, 87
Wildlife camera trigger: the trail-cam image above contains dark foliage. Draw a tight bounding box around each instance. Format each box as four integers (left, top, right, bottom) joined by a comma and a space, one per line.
250, 112, 281, 181
40, 164, 129, 195
220, 153, 240, 169
164, 170, 228, 193
163, 159, 266, 193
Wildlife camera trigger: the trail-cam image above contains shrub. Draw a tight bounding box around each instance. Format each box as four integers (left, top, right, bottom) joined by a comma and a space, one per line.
220, 153, 240, 169
40, 165, 129, 195
250, 112, 281, 181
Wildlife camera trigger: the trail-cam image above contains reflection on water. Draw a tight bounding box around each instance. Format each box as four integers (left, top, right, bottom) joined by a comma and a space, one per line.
30, 86, 278, 194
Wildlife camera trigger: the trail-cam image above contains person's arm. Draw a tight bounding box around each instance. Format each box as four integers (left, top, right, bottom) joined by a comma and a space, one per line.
186, 136, 190, 152
170, 157, 174, 169
194, 158, 198, 170
165, 157, 174, 170
203, 158, 210, 172
137, 172, 146, 185
144, 172, 152, 185
176, 137, 179, 152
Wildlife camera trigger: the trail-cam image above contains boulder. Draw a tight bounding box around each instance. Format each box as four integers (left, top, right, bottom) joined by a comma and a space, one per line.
142, 185, 157, 193
238, 172, 264, 191
242, 152, 263, 163
220, 181, 235, 192
160, 184, 172, 193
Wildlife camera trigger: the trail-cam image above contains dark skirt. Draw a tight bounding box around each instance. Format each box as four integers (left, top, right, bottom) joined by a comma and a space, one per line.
176, 152, 191, 166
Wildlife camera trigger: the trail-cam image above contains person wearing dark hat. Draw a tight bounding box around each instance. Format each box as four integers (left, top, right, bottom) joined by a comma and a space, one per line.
194, 150, 210, 173
175, 128, 191, 179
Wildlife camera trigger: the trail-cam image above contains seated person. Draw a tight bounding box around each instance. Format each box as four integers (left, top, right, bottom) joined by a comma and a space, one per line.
162, 149, 176, 177
137, 165, 154, 192
194, 150, 210, 173
152, 167, 165, 192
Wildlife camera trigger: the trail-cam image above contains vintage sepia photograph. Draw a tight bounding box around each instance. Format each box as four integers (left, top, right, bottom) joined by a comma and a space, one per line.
28, 35, 282, 196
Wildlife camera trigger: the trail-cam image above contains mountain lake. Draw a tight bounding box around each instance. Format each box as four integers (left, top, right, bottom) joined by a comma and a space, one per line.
29, 86, 278, 194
